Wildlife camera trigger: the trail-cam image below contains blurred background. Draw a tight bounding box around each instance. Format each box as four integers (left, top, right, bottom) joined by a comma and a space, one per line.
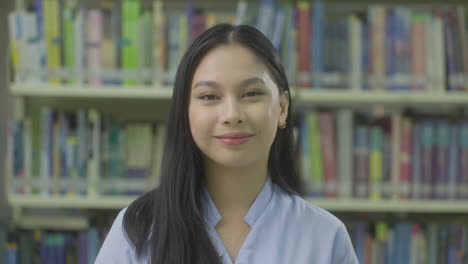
1, 0, 468, 263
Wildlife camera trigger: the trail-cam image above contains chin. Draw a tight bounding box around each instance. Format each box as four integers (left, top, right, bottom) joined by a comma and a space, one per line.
209, 156, 258, 169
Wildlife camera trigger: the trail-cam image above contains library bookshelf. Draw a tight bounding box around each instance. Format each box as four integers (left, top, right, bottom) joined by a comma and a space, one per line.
4, 0, 468, 262
7, 84, 468, 215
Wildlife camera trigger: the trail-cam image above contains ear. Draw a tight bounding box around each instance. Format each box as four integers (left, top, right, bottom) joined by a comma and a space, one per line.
278, 91, 289, 122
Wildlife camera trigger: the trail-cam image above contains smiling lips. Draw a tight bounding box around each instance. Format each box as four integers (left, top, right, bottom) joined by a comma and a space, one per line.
215, 132, 254, 145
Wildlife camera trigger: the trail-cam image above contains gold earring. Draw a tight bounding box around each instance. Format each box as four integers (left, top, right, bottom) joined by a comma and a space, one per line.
279, 120, 286, 129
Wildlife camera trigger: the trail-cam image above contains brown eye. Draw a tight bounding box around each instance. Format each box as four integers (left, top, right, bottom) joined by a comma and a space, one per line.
198, 94, 220, 100
243, 90, 264, 97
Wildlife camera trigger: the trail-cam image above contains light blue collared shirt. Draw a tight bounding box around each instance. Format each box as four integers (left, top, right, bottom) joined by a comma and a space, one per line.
96, 176, 358, 264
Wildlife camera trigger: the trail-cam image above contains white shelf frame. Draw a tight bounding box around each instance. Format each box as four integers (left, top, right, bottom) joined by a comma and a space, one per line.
10, 83, 173, 99
8, 194, 468, 213
10, 84, 468, 106
9, 195, 137, 210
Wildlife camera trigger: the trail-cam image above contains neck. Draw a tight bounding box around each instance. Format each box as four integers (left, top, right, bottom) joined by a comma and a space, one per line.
204, 160, 268, 222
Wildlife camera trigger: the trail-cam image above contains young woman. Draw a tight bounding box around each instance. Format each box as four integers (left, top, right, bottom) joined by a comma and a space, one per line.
96, 24, 358, 264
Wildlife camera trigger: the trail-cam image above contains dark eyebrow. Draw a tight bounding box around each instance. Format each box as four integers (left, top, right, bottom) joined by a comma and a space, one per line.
192, 77, 265, 90
192, 80, 221, 90
239, 77, 265, 88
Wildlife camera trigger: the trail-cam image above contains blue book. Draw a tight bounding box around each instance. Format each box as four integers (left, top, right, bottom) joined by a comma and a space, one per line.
271, 7, 285, 51
40, 231, 48, 264
256, 0, 275, 40
87, 228, 99, 264
13, 120, 24, 181
299, 119, 312, 195
41, 108, 53, 195
435, 121, 450, 199
421, 121, 435, 199
447, 123, 458, 200
352, 222, 365, 263
394, 223, 411, 264
77, 109, 88, 180
385, 9, 395, 91
57, 234, 65, 264
6, 246, 18, 264
167, 12, 181, 84
78, 232, 87, 264
361, 22, 369, 90
312, 1, 324, 89
35, 0, 46, 69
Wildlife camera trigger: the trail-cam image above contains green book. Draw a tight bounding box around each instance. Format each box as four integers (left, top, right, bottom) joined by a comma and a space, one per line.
122, 0, 140, 85
19, 231, 33, 264
306, 112, 323, 196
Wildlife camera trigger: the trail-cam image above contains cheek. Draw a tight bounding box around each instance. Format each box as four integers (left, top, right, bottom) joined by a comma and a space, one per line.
189, 105, 212, 140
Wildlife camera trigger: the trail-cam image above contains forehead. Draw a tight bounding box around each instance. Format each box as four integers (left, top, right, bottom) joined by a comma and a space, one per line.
192, 44, 267, 84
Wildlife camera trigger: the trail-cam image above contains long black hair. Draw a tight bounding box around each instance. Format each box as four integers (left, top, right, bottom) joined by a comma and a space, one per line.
123, 24, 303, 264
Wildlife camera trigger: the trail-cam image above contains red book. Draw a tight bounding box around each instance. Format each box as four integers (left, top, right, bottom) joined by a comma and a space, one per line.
319, 112, 337, 198
296, 1, 311, 88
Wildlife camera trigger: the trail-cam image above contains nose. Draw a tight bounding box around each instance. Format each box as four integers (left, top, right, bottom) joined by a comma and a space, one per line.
221, 97, 244, 125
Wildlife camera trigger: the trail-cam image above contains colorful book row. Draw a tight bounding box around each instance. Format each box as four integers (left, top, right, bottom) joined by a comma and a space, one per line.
8, 107, 166, 197
298, 110, 468, 200
1, 227, 105, 264
350, 221, 468, 264
8, 0, 468, 91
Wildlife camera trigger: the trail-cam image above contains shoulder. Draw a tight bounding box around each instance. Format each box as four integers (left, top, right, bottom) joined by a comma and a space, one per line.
272, 184, 343, 230
95, 208, 147, 264
272, 185, 358, 263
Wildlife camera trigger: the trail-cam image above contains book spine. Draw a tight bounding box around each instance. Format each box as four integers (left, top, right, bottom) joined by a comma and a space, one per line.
421, 121, 434, 199
411, 13, 426, 92
296, 1, 311, 88
400, 117, 412, 199
435, 121, 450, 199
337, 109, 353, 198
43, 0, 61, 83
319, 112, 337, 197
349, 14, 362, 91
460, 122, 468, 200
312, 1, 323, 89
87, 10, 103, 85
391, 113, 401, 199
411, 122, 421, 199
369, 5, 386, 91
369, 126, 383, 200
354, 126, 369, 199
307, 112, 323, 196
447, 123, 458, 200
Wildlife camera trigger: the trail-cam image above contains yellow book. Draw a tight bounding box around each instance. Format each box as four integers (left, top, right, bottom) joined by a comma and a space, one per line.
44, 0, 61, 83
8, 13, 19, 72
206, 13, 217, 28
369, 126, 383, 200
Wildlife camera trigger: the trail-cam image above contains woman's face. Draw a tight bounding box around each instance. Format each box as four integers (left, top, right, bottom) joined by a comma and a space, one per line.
188, 44, 289, 169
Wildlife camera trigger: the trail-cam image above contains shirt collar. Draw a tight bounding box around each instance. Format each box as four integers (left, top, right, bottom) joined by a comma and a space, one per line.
202, 176, 274, 228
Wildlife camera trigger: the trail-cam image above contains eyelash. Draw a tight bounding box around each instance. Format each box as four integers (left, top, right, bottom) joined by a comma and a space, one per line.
197, 90, 264, 101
